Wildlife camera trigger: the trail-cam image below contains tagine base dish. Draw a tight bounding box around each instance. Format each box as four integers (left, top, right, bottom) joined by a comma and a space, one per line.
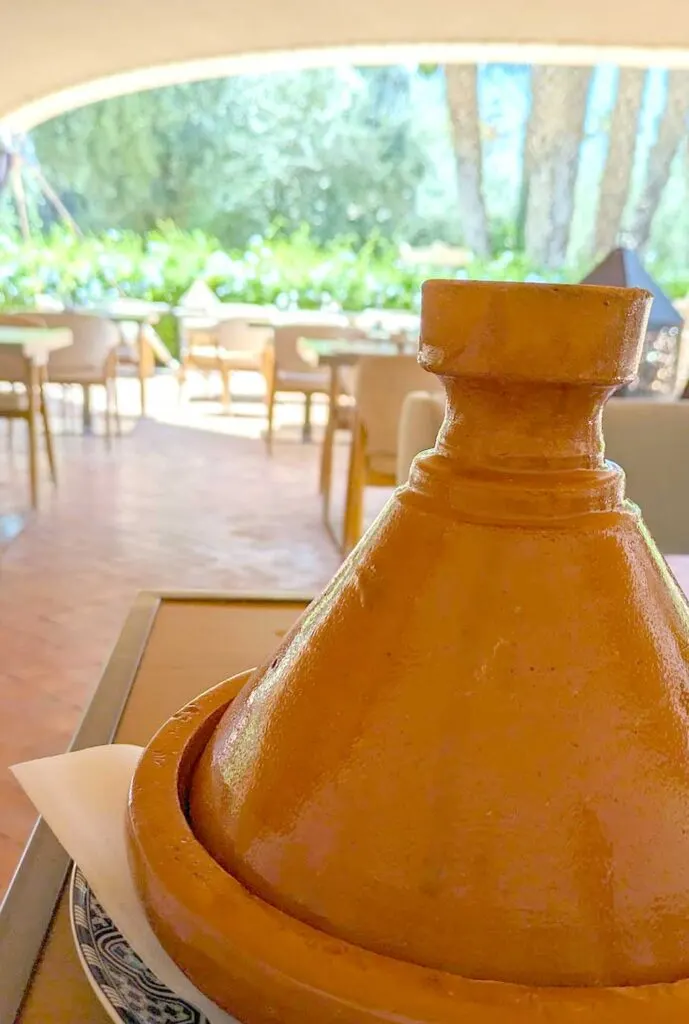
70, 864, 211, 1024
128, 674, 689, 1024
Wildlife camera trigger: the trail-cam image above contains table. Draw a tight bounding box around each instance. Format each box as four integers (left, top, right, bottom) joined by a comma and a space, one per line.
0, 326, 72, 359
0, 326, 72, 511
0, 590, 312, 1023
173, 303, 278, 326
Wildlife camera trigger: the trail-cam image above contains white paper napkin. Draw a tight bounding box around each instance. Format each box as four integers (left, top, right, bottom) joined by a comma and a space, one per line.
11, 745, 238, 1024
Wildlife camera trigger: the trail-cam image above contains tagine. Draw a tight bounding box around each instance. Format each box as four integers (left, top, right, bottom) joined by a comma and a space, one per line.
129, 279, 689, 1023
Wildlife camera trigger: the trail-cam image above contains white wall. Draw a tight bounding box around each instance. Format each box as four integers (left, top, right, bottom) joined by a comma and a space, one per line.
3, 0, 689, 129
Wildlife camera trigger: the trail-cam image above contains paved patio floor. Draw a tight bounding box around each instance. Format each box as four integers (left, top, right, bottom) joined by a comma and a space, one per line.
0, 371, 389, 895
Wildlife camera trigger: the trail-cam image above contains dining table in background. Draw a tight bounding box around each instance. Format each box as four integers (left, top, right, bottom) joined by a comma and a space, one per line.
0, 324, 72, 528
172, 300, 279, 335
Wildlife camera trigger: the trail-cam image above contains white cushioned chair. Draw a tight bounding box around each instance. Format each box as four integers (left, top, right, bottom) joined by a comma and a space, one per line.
396, 391, 689, 555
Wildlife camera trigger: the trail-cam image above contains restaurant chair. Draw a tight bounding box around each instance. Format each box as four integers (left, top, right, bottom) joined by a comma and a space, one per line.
177, 282, 223, 355
395, 390, 689, 556
342, 355, 443, 554
112, 309, 162, 417
265, 323, 365, 452
0, 313, 57, 507
179, 318, 273, 410
42, 313, 121, 445
603, 398, 689, 553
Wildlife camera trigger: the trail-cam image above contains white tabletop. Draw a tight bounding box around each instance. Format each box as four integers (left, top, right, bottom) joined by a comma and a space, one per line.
76, 301, 170, 322
0, 326, 72, 359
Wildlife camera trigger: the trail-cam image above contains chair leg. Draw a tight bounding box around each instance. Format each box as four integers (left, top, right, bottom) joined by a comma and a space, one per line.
60, 385, 68, 434
40, 378, 57, 486
177, 358, 188, 403
303, 393, 313, 443
112, 378, 122, 435
266, 385, 277, 454
343, 420, 366, 555
220, 368, 231, 411
320, 368, 339, 505
104, 381, 112, 450
82, 383, 93, 434
320, 422, 335, 521
27, 368, 39, 509
138, 324, 148, 417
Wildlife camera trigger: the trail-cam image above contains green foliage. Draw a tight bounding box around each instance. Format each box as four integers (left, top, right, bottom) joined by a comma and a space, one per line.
0, 223, 574, 312
17, 62, 689, 274
30, 69, 430, 249
0, 221, 219, 303
0, 225, 686, 358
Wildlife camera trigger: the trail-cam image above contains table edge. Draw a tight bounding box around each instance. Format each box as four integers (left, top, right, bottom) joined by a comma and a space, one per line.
0, 588, 314, 1022
0, 591, 160, 1022
0, 327, 73, 356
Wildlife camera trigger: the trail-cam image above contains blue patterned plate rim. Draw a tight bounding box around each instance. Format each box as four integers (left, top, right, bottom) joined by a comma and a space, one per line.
69, 863, 210, 1024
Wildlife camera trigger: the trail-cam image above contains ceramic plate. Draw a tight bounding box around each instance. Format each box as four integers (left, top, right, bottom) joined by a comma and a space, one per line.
69, 864, 210, 1024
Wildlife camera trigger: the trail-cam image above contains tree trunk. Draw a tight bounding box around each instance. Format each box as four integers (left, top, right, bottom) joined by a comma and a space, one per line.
444, 64, 490, 258
523, 66, 592, 270
628, 69, 689, 250
593, 68, 646, 257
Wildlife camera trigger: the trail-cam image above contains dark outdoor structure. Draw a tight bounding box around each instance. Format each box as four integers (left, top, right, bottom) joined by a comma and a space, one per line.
582, 248, 684, 398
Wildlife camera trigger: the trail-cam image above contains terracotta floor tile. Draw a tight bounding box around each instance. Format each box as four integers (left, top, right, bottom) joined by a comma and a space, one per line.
0, 375, 391, 897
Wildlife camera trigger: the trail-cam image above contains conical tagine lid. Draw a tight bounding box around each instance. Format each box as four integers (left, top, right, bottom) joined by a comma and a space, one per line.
189, 280, 689, 991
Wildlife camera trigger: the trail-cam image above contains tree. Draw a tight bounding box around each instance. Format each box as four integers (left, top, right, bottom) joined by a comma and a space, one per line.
444, 64, 490, 257
628, 69, 689, 249
592, 68, 646, 257
522, 65, 592, 269
30, 69, 428, 248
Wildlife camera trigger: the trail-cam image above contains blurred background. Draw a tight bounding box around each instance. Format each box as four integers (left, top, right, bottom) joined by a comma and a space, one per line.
1, 61, 687, 355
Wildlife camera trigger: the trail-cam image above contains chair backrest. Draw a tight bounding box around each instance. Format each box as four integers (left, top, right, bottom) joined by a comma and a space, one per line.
396, 390, 446, 484
216, 319, 273, 354
176, 281, 223, 342
355, 355, 442, 458
40, 313, 120, 377
0, 313, 48, 326
273, 323, 366, 374
393, 390, 689, 554
0, 313, 47, 382
603, 397, 689, 553
178, 280, 221, 314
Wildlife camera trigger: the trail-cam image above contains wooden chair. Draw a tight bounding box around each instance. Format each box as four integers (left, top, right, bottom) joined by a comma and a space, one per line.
318, 332, 418, 511
41, 313, 121, 444
342, 355, 443, 554
0, 313, 57, 508
265, 323, 365, 451
178, 318, 273, 410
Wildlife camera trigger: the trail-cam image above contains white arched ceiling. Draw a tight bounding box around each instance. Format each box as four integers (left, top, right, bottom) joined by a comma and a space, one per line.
4, 0, 689, 130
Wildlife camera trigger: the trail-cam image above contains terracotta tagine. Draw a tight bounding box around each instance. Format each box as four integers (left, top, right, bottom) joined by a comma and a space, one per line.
129, 280, 689, 1023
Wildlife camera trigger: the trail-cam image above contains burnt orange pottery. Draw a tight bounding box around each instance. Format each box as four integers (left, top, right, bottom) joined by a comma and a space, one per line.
129, 281, 689, 1023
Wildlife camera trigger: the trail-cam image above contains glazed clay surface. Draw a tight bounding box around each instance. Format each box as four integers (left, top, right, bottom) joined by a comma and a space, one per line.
190, 281, 689, 989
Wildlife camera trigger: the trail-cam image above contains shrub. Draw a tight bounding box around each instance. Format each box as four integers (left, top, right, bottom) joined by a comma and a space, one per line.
1, 224, 686, 355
